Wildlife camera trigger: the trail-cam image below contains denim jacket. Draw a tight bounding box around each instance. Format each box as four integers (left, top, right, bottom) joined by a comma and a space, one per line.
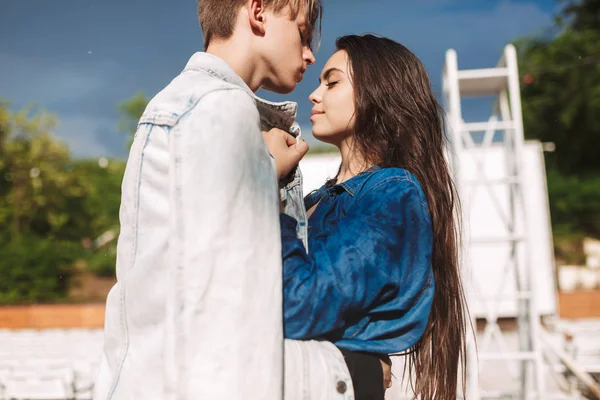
93, 52, 340, 400
280, 167, 435, 355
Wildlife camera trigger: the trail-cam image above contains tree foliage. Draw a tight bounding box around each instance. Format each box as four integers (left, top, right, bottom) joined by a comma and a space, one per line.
519, 8, 600, 174
518, 0, 600, 243
0, 101, 125, 302
559, 0, 600, 31
117, 92, 149, 149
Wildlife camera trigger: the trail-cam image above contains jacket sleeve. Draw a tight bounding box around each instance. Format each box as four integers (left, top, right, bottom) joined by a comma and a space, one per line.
280, 176, 434, 340
165, 88, 284, 398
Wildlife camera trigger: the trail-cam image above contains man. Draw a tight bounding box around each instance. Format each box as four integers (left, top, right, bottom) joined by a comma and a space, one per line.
93, 1, 322, 399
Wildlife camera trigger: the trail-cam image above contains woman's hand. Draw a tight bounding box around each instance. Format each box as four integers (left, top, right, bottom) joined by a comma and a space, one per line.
262, 128, 309, 180
381, 359, 393, 391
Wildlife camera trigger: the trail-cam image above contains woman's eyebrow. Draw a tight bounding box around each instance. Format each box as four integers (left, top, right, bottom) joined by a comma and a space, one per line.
318, 67, 344, 83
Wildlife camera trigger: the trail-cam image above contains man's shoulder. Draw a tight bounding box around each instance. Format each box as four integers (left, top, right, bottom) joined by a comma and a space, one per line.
139, 69, 257, 127
193, 85, 257, 116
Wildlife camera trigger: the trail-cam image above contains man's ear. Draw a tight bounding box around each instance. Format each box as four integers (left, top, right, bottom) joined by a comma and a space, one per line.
247, 0, 267, 36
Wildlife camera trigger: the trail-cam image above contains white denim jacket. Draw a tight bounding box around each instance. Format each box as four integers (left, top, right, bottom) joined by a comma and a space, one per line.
93, 52, 353, 400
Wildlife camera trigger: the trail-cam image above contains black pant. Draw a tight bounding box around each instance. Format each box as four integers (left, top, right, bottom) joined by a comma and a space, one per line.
338, 348, 384, 400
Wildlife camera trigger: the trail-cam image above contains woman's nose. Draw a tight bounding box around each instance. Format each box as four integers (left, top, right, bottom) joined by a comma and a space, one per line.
309, 87, 322, 104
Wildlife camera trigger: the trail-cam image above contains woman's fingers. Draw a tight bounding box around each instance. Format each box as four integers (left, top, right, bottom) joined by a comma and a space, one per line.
261, 127, 309, 180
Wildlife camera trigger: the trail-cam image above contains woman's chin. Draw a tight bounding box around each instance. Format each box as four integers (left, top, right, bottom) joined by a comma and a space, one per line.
311, 129, 326, 141
311, 131, 337, 146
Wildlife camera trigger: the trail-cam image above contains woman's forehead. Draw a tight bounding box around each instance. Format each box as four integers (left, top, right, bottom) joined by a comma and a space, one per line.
322, 51, 348, 73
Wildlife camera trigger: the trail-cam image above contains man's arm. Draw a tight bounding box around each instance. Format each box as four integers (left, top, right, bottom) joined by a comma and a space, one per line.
164, 88, 284, 399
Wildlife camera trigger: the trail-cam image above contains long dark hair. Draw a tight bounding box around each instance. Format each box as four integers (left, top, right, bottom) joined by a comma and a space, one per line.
335, 34, 469, 399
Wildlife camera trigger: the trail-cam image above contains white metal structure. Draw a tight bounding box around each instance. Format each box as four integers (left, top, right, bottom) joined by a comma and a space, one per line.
442, 44, 546, 399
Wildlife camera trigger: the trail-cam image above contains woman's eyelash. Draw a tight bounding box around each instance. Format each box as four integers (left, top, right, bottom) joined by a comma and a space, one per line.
326, 81, 340, 87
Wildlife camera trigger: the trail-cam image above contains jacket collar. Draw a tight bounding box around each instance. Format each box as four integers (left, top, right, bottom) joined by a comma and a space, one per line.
184, 52, 299, 135
337, 165, 382, 196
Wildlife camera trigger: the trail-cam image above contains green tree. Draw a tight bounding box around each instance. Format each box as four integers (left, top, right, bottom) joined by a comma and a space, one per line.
0, 100, 129, 301
72, 158, 125, 277
0, 236, 80, 303
0, 103, 91, 239
117, 92, 149, 149
519, 29, 600, 174
0, 102, 89, 302
73, 159, 125, 235
559, 0, 600, 31
517, 0, 600, 244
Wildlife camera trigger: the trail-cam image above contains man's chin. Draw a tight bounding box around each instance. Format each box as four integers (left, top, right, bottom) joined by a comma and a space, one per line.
262, 80, 297, 94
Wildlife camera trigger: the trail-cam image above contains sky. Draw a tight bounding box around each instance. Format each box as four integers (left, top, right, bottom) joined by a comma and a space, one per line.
0, 0, 559, 159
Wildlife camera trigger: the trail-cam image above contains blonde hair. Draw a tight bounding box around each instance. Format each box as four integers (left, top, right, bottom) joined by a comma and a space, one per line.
198, 0, 322, 50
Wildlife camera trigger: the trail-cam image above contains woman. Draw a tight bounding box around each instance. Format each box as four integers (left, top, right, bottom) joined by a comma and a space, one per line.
265, 34, 469, 400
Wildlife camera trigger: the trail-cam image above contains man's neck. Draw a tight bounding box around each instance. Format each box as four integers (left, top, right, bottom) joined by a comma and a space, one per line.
206, 39, 263, 93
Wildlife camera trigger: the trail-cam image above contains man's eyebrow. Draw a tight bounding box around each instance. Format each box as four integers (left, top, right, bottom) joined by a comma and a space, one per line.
318, 67, 344, 83
300, 23, 314, 49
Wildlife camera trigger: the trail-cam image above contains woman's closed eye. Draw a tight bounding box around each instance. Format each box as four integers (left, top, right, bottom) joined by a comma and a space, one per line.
326, 81, 340, 88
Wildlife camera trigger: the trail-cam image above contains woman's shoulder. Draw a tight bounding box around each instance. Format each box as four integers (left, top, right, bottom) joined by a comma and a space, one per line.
362, 167, 423, 193
355, 167, 428, 209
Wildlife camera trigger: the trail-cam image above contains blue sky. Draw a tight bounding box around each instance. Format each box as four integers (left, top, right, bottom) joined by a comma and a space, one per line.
1, 0, 558, 159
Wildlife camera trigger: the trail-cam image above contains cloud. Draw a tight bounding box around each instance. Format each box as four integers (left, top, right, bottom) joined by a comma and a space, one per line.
0, 52, 131, 158
0, 52, 123, 109
53, 114, 127, 159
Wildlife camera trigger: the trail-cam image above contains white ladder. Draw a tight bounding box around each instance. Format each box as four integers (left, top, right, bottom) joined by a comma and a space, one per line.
442, 44, 546, 399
